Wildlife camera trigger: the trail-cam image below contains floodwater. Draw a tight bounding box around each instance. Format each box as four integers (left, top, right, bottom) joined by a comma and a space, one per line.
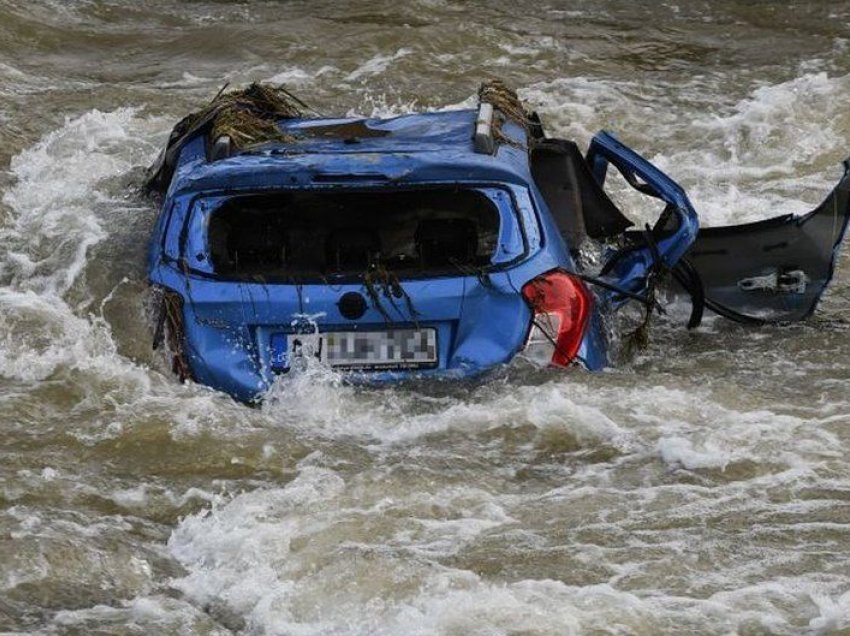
1, 1, 850, 634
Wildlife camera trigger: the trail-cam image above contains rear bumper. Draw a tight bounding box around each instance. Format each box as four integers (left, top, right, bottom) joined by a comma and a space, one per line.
184, 318, 529, 403
178, 316, 608, 404
185, 326, 520, 403
149, 248, 609, 402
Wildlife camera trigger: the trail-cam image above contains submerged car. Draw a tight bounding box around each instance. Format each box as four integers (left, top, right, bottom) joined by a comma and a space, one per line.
144, 81, 850, 403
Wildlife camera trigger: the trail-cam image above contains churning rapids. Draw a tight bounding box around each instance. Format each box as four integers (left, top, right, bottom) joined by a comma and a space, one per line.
1, 1, 850, 634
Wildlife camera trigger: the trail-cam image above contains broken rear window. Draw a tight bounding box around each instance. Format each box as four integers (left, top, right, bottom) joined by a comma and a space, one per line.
200, 188, 510, 280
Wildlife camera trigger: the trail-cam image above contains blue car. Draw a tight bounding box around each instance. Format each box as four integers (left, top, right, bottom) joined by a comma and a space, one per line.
145, 82, 850, 403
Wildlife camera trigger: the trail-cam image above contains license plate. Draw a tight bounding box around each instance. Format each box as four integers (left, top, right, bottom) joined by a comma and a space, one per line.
270, 328, 438, 371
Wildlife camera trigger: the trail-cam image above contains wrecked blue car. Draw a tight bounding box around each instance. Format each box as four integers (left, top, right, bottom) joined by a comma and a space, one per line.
144, 82, 850, 403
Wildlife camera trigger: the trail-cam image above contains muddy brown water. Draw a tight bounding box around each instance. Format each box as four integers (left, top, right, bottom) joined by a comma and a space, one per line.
1, 1, 850, 634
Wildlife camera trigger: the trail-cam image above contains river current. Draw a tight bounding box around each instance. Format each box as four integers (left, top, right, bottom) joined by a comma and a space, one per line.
1, 1, 850, 634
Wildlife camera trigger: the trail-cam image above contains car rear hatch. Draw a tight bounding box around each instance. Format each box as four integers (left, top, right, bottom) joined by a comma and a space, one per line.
181, 185, 536, 381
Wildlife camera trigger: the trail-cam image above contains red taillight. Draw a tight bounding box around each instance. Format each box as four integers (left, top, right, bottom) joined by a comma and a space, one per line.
521, 270, 592, 367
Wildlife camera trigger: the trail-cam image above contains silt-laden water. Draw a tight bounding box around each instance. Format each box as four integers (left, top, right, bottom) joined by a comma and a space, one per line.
1, 1, 850, 634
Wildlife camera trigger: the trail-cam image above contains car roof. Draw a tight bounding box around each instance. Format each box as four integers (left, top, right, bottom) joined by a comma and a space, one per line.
169, 109, 535, 195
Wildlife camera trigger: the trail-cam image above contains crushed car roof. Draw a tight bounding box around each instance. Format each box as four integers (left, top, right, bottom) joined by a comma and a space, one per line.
168, 109, 534, 195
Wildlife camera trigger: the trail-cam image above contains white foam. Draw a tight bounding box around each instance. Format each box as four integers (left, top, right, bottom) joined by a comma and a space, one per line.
166, 467, 534, 633
168, 466, 347, 628
261, 372, 632, 451
264, 67, 317, 86
657, 436, 733, 471
0, 107, 163, 295
346, 93, 421, 118
523, 72, 850, 227
0, 61, 26, 80
0, 107, 265, 449
0, 288, 119, 382
169, 477, 849, 636
659, 72, 850, 225
809, 589, 850, 632
155, 71, 214, 88
39, 467, 58, 481
51, 595, 232, 634
110, 484, 149, 507
345, 48, 412, 82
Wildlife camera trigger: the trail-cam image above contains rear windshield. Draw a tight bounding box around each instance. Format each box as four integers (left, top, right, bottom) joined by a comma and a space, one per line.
206, 189, 503, 280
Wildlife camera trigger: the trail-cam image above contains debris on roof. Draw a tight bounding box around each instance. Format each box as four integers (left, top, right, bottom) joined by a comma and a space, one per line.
477, 79, 533, 148
207, 82, 305, 148
144, 82, 308, 195
144, 79, 532, 196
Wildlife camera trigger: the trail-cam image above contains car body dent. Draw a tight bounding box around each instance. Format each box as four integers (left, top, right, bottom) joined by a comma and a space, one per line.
148, 103, 850, 403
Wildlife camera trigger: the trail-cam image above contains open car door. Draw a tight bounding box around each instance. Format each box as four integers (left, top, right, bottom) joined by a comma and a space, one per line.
583, 132, 700, 305
534, 130, 850, 326
684, 161, 850, 322
584, 133, 850, 325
